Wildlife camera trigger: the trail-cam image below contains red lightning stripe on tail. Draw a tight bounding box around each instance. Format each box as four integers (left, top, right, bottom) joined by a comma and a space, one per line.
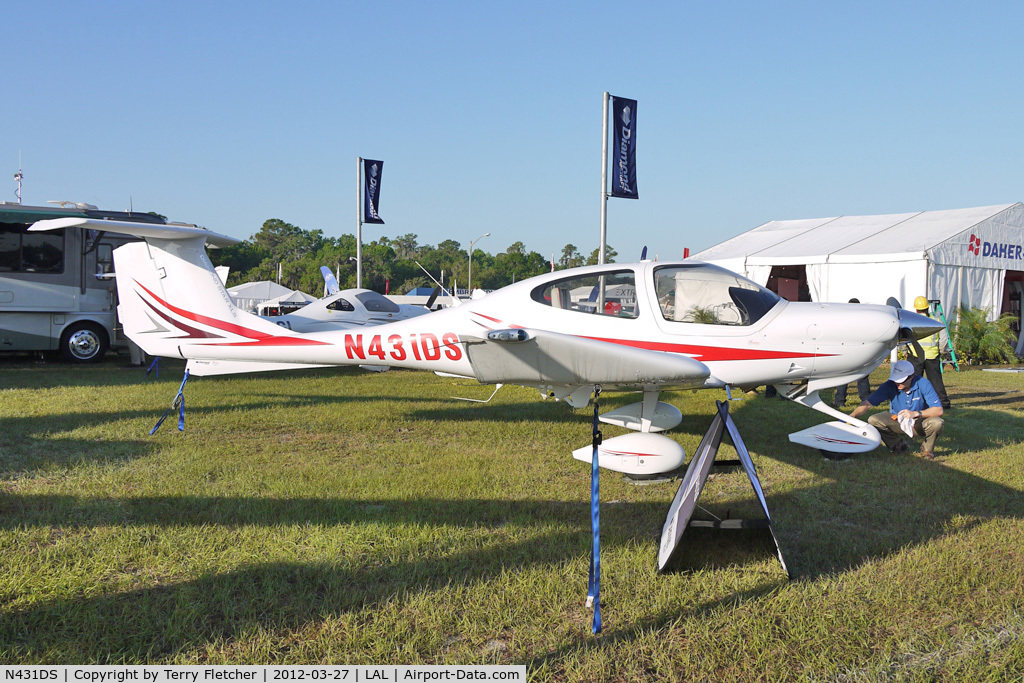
134, 280, 329, 346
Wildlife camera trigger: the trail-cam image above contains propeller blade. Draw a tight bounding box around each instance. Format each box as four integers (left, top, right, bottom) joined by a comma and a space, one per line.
424, 286, 441, 310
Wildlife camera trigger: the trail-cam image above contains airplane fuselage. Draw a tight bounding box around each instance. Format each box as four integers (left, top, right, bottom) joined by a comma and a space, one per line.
144, 257, 902, 392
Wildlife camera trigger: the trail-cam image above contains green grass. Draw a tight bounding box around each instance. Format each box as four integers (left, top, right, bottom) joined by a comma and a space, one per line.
1, 355, 1023, 679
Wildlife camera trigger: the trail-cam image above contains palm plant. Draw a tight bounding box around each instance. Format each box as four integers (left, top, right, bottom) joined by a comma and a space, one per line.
683, 305, 720, 324
948, 306, 1019, 364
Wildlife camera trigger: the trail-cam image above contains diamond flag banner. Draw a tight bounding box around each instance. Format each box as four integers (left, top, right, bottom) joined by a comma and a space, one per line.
610, 96, 638, 199
363, 159, 385, 224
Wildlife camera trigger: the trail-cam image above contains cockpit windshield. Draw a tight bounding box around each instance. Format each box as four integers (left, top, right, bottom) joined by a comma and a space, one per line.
654, 264, 780, 326
354, 291, 401, 313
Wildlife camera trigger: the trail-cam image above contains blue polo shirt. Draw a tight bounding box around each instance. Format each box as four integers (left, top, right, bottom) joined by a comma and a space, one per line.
866, 375, 942, 415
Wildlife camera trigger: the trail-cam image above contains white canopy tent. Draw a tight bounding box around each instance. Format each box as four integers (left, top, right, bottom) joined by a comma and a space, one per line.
693, 203, 1024, 355
227, 281, 296, 312
254, 289, 317, 316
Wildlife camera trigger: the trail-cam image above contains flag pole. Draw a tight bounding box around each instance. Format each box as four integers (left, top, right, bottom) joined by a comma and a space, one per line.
356, 157, 363, 289
599, 92, 609, 266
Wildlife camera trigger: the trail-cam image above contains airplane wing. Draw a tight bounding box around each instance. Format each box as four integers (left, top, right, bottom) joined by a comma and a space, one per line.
29, 217, 240, 248
463, 328, 711, 389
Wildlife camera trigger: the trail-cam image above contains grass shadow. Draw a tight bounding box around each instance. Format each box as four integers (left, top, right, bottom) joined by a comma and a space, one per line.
720, 387, 1024, 579
0, 495, 668, 661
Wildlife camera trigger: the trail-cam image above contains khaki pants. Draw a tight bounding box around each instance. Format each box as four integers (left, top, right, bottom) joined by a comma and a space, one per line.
868, 412, 944, 453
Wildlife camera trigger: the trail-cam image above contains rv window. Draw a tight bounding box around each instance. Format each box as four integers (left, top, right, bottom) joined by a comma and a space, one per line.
96, 244, 114, 276
0, 230, 17, 271
0, 224, 65, 273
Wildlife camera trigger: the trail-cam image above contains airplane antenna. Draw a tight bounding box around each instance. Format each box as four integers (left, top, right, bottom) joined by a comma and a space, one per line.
414, 260, 450, 296
13, 152, 23, 204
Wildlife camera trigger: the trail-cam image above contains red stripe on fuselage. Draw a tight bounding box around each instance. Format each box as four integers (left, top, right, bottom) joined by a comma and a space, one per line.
471, 309, 830, 362
582, 336, 832, 362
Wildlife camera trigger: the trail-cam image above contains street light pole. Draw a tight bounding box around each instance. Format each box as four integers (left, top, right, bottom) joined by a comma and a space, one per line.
467, 232, 490, 296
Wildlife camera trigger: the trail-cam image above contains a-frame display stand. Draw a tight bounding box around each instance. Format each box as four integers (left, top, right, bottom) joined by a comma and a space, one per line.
658, 400, 790, 577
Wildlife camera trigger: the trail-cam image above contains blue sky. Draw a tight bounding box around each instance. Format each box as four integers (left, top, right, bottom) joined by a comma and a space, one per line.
5, 1, 1023, 263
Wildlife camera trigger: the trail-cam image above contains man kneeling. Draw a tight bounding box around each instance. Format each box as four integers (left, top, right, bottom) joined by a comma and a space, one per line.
850, 360, 944, 459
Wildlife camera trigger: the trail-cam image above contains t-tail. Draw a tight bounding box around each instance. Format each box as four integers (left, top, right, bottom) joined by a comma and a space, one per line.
113, 237, 315, 360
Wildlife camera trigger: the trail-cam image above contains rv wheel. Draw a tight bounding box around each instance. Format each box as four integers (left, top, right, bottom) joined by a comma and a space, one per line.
60, 323, 109, 363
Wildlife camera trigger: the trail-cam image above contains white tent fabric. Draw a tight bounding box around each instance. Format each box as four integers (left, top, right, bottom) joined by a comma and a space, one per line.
692, 203, 1024, 324
227, 280, 293, 299
264, 290, 317, 305
254, 289, 317, 316
931, 263, 1005, 321
228, 281, 308, 312
745, 264, 773, 288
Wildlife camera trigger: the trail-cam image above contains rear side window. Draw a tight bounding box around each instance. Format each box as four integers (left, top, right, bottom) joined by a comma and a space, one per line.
530, 270, 638, 318
326, 297, 355, 312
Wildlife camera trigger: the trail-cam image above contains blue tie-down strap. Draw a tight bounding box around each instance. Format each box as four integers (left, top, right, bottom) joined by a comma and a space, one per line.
587, 390, 603, 634
150, 369, 190, 435
145, 357, 159, 378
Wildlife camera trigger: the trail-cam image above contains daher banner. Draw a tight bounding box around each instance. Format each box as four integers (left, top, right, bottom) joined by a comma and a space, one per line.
362, 159, 385, 224
610, 96, 638, 199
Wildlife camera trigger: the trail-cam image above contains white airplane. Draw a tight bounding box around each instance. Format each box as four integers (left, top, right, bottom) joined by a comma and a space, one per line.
265, 288, 432, 334
194, 287, 439, 377
31, 217, 941, 473
215, 269, 439, 376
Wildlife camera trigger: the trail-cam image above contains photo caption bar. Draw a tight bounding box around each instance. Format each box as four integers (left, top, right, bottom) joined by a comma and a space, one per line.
0, 667, 525, 683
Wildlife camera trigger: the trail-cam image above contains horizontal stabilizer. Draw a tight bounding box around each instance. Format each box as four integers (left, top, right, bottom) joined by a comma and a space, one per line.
30, 217, 240, 247
186, 359, 334, 377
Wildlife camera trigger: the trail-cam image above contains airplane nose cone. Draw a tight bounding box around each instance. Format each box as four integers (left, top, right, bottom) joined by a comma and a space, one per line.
898, 309, 945, 341
814, 305, 899, 344
861, 308, 901, 343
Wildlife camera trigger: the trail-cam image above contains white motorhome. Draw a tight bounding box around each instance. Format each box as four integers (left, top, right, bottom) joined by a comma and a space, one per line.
0, 202, 168, 362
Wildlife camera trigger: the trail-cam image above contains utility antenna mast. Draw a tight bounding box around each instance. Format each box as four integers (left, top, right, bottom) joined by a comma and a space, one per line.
14, 152, 23, 204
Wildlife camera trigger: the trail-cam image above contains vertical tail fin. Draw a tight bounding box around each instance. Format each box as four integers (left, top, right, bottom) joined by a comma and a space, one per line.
114, 237, 300, 358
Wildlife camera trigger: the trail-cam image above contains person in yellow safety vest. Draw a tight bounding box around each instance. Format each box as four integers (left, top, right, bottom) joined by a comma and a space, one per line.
907, 296, 952, 409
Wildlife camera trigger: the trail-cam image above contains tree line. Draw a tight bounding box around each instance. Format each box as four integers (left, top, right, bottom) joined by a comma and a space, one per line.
210, 219, 617, 295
